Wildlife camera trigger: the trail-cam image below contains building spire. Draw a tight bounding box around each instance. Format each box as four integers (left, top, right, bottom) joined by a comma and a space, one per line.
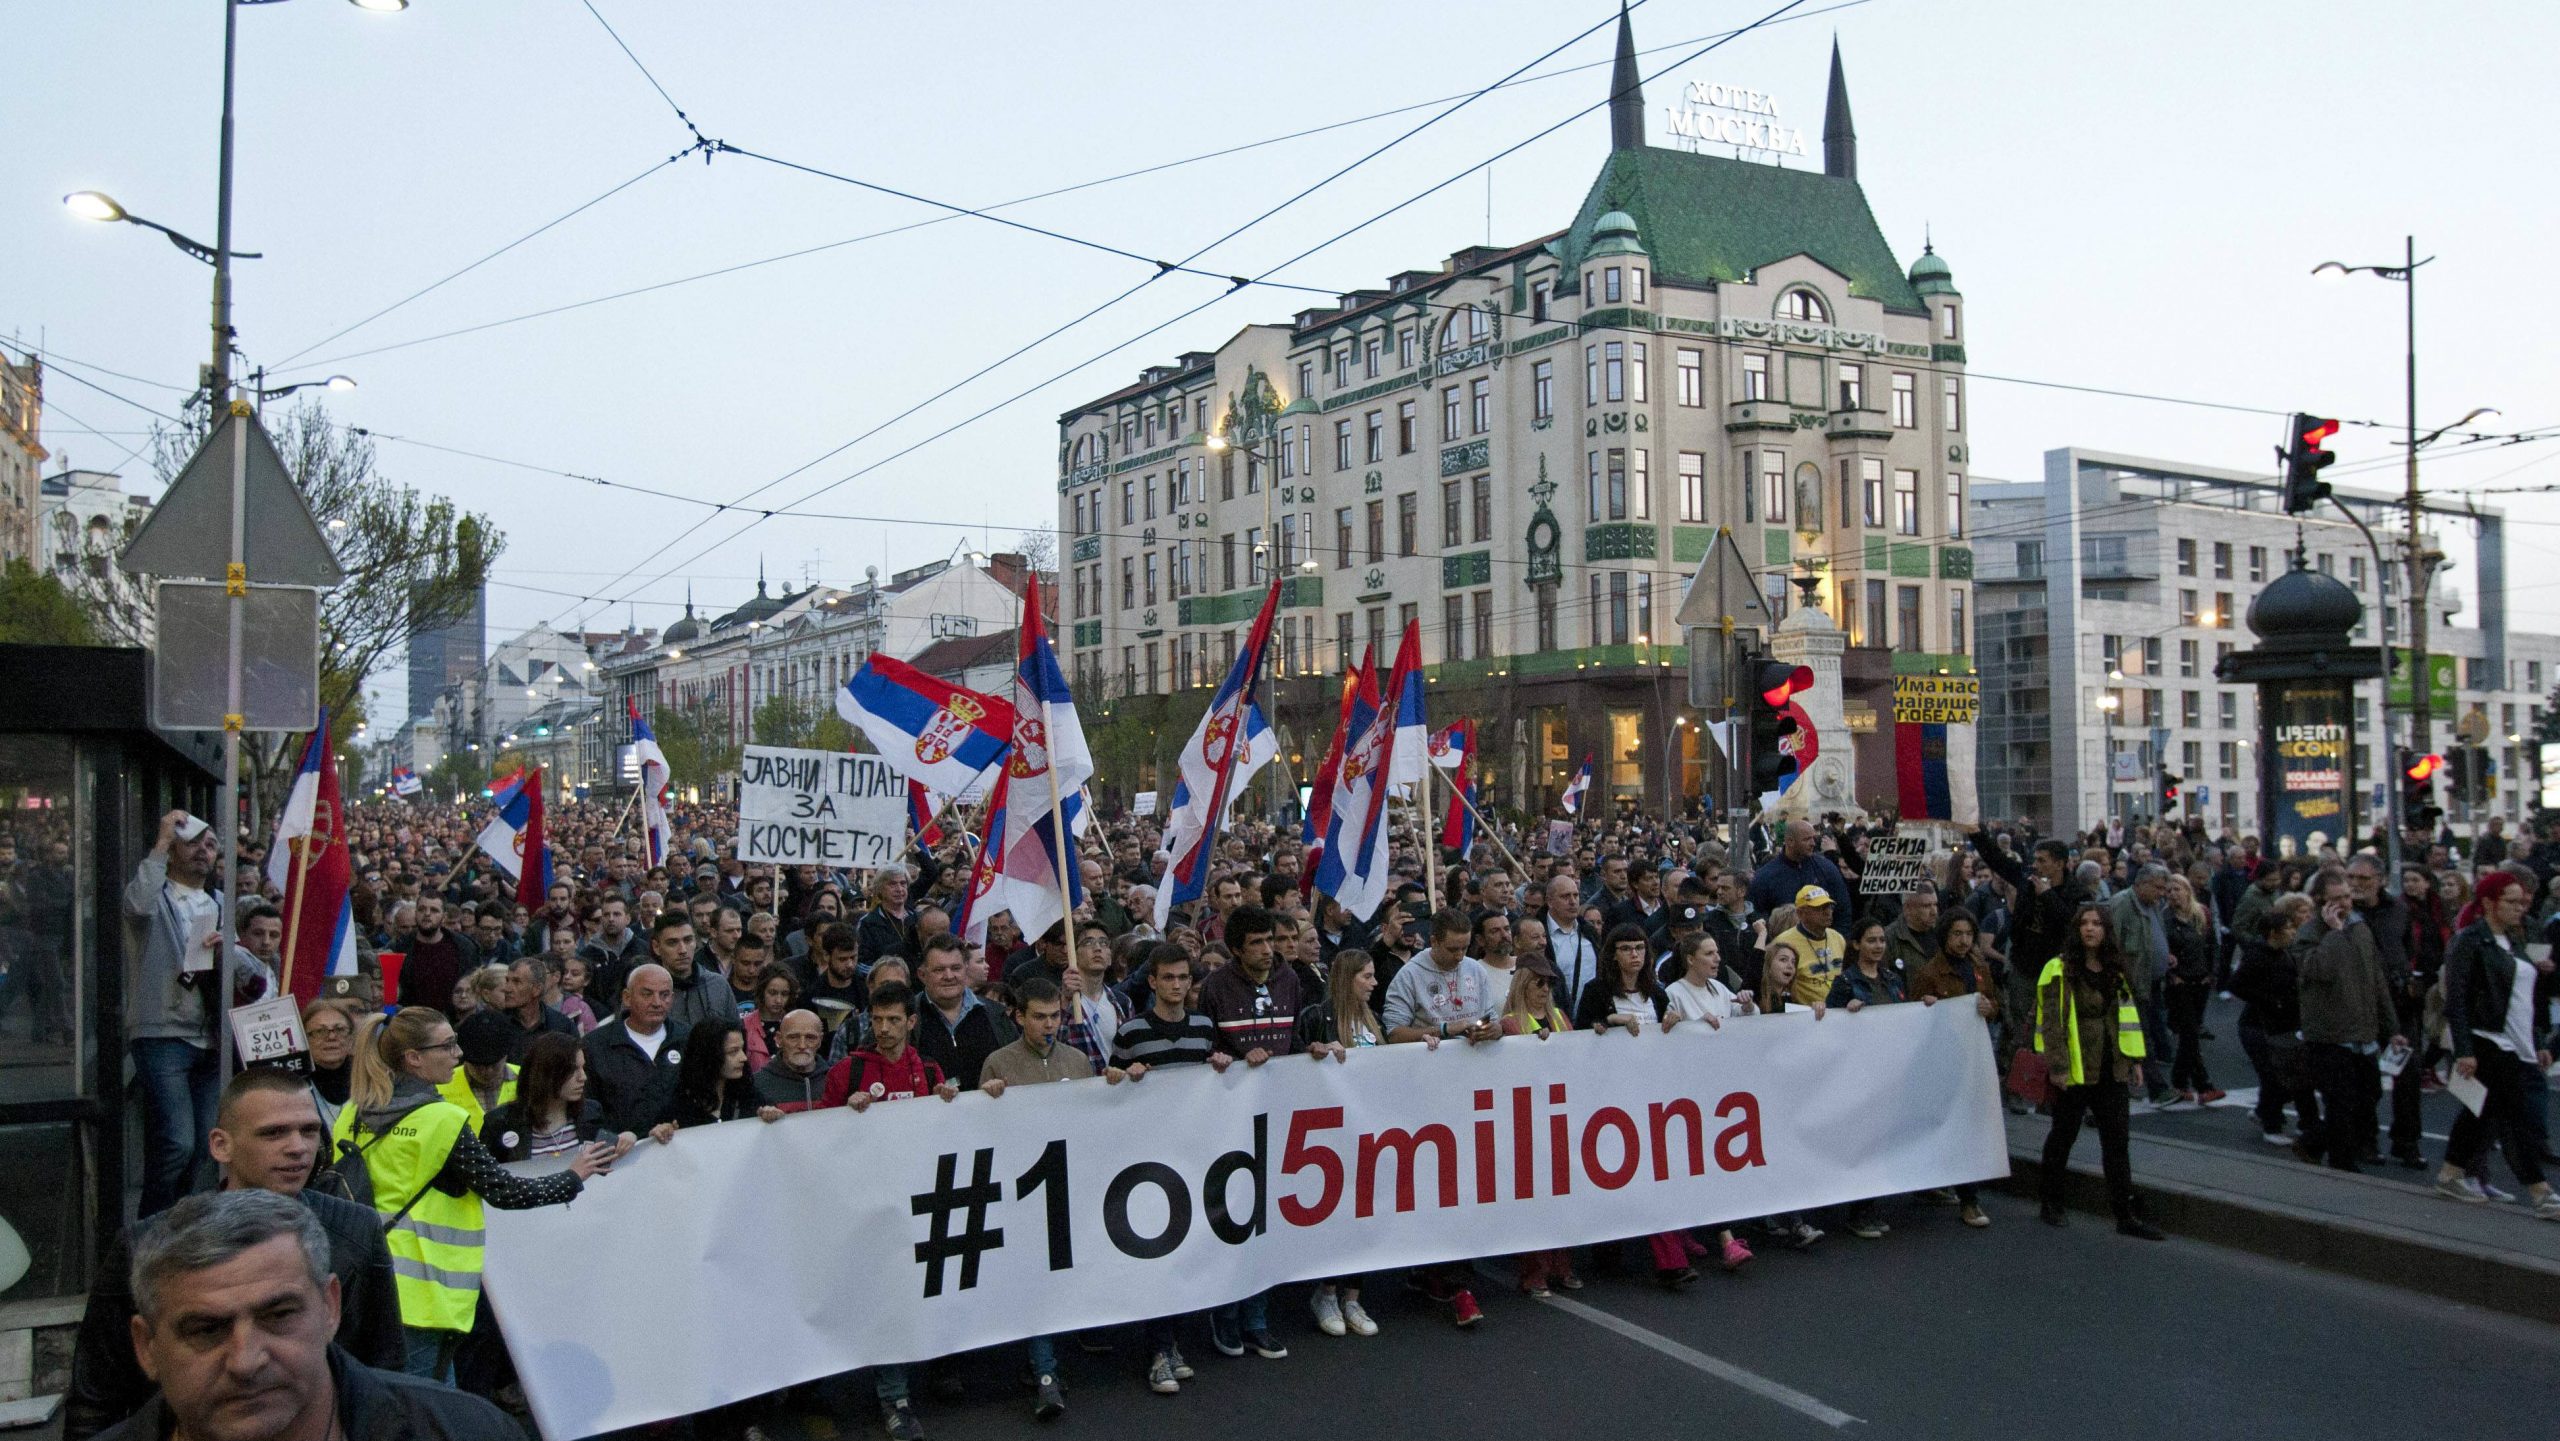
1609, 1, 1645, 152
1823, 35, 1856, 180
756, 557, 768, 598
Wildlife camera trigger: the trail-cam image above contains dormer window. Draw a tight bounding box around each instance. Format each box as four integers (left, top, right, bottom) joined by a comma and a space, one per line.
1940, 303, 1960, 341
1604, 266, 1623, 303
1778, 289, 1828, 324
1629, 267, 1646, 305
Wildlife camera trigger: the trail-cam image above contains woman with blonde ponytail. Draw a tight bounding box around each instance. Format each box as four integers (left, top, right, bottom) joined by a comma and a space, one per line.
335, 1005, 620, 1382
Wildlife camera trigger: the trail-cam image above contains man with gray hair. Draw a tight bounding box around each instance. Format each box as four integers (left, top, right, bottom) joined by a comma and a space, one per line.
98, 1190, 512, 1440
2109, 863, 2178, 1104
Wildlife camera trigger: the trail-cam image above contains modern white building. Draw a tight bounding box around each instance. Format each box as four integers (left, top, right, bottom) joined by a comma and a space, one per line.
1972, 447, 2557, 838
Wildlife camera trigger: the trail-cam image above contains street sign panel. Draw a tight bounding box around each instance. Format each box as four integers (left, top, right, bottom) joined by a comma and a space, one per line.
119, 412, 344, 586
149, 581, 321, 732
1677, 528, 1769, 710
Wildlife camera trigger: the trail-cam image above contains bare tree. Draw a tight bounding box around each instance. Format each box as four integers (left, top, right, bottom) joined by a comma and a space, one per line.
1015, 527, 1057, 573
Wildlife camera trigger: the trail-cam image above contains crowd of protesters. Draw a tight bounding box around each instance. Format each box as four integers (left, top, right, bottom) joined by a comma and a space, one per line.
62, 779, 2560, 1439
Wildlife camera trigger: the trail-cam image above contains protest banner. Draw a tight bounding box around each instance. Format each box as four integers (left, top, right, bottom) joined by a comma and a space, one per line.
486, 1002, 2004, 1438
1860, 827, 1938, 899
736, 745, 907, 866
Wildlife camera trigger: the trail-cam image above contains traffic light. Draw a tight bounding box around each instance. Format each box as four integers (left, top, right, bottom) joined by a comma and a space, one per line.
2403, 752, 2445, 831
2282, 413, 2340, 514
2446, 748, 2473, 805
2160, 772, 2182, 815
1749, 658, 1814, 795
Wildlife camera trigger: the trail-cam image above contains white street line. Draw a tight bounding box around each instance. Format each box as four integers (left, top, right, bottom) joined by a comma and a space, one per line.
1540, 1293, 1863, 1429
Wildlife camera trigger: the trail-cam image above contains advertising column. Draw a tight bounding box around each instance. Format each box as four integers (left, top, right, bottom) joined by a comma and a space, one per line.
2262, 680, 2354, 859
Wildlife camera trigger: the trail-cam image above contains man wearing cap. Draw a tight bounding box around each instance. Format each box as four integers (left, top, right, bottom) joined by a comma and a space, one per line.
1655, 902, 1709, 987
441, 1010, 521, 1130
1770, 886, 1847, 1009
123, 810, 237, 1218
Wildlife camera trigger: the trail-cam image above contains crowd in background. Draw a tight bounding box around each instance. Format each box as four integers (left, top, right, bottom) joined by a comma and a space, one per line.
53, 781, 2560, 1439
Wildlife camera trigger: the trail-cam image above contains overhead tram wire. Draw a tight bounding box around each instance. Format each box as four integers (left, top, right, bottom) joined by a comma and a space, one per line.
268, 151, 698, 368
273, 0, 1874, 377
526, 0, 1672, 633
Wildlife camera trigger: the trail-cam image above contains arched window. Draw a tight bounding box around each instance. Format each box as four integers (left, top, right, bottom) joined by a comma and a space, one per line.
1777, 289, 1829, 324
1439, 305, 1470, 349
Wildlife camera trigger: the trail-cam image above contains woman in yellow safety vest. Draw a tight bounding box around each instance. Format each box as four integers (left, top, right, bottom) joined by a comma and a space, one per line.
341, 1006, 619, 1383
2033, 904, 2165, 1241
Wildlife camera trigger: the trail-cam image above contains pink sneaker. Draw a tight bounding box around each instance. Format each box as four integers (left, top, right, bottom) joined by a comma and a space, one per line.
1720, 1236, 1753, 1271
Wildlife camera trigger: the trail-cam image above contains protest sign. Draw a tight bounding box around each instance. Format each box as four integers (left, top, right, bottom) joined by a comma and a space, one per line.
1860, 827, 1939, 900
487, 1003, 2004, 1438
736, 746, 906, 866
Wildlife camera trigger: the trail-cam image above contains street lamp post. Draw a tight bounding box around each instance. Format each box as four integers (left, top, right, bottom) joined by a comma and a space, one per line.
2096, 689, 2121, 828
1209, 367, 1289, 829
68, 0, 402, 1076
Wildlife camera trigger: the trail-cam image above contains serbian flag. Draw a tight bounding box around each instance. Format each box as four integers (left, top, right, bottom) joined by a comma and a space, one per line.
265, 717, 358, 1008
961, 575, 1094, 945
1434, 720, 1477, 852
1154, 580, 1281, 930
1298, 660, 1364, 899
1893, 678, 1980, 825
909, 783, 945, 848
476, 768, 554, 906
1313, 622, 1421, 920
628, 699, 674, 868
838, 655, 1016, 796
1561, 755, 1593, 815
389, 765, 423, 798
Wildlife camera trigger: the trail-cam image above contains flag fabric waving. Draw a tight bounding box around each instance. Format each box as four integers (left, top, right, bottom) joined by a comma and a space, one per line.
1434, 720, 1477, 853
1298, 661, 1365, 899
266, 717, 358, 1008
389, 765, 423, 798
476, 769, 554, 906
1153, 581, 1282, 930
1561, 754, 1594, 815
961, 576, 1093, 945
908, 782, 946, 849
1313, 621, 1422, 921
627, 699, 675, 868
837, 655, 1017, 796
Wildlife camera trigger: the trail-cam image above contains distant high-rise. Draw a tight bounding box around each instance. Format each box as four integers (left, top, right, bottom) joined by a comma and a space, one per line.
406, 583, 486, 720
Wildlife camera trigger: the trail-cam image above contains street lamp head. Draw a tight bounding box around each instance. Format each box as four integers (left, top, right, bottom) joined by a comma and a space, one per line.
348, 0, 410, 11
322, 374, 357, 392
2097, 695, 2120, 713
2310, 260, 2352, 282
2108, 667, 2124, 680
1204, 434, 1229, 452
63, 190, 127, 223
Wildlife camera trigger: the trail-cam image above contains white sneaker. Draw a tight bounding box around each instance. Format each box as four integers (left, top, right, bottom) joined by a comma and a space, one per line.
1341, 1298, 1379, 1337
1311, 1289, 1346, 1337
2257, 1130, 2295, 1146
2533, 1192, 2560, 1222
2479, 1179, 2518, 1203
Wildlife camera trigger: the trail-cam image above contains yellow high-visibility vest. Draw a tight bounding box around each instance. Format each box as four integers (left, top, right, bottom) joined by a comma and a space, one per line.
436, 1066, 518, 1131
2034, 957, 2146, 1087
348, 1098, 485, 1334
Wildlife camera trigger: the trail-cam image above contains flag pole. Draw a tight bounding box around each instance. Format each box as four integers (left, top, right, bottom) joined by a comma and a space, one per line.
1421, 782, 1439, 910
277, 828, 315, 999
1041, 695, 1079, 964
608, 783, 639, 843
1434, 763, 1531, 885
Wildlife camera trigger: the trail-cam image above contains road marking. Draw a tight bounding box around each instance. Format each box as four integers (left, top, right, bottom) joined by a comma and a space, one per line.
1540, 1293, 1863, 1428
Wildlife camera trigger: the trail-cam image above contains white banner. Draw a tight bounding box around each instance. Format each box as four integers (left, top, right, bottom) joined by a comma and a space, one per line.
487, 1003, 2004, 1439
736, 745, 906, 866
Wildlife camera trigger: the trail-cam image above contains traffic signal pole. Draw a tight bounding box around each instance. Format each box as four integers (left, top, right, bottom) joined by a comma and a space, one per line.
2402, 235, 2431, 853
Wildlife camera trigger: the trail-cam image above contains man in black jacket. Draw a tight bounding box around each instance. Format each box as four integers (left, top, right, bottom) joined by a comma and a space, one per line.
69, 1071, 403, 1441
96, 1190, 516, 1441
1968, 828, 2088, 1053
584, 962, 686, 1136
912, 933, 1006, 1090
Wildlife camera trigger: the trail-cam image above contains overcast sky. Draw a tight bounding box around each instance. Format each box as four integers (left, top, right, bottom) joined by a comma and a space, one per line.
12, 0, 2560, 721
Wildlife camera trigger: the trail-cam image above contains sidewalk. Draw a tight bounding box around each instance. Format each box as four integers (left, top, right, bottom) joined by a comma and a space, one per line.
2000, 1111, 2560, 1326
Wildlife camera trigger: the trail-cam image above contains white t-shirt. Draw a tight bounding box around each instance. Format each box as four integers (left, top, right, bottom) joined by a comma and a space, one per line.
2485, 933, 2537, 1060
1665, 975, 1748, 1024
1608, 992, 1657, 1033
1478, 958, 1518, 1011
626, 1023, 669, 1063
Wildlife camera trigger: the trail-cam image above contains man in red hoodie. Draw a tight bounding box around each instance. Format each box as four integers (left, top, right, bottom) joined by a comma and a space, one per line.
817, 980, 954, 1441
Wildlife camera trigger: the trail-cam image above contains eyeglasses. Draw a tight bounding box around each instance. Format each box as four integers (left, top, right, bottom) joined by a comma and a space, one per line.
419, 1040, 463, 1054
306, 1025, 352, 1039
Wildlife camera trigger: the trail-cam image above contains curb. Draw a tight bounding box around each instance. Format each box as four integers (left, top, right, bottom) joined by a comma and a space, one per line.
1995, 1141, 2560, 1327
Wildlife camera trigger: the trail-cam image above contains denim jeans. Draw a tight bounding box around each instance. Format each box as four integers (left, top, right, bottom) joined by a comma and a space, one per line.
874, 1364, 909, 1405
1026, 1333, 1059, 1376
403, 1326, 462, 1384
132, 1038, 221, 1218
1213, 1290, 1269, 1335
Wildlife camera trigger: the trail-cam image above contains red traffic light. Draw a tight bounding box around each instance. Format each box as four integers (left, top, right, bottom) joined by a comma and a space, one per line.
1758, 663, 1814, 708
2404, 753, 2444, 782
2300, 416, 2339, 450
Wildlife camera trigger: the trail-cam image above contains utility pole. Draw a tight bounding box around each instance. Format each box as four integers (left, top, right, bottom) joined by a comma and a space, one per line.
2402, 235, 2429, 835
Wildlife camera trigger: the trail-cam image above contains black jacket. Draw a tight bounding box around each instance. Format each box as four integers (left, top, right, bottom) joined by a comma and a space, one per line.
1969, 832, 2086, 976
93, 1344, 518, 1441
478, 1097, 609, 1162
912, 996, 1006, 1090
582, 1016, 687, 1137
67, 1192, 403, 1441
2443, 922, 2556, 1061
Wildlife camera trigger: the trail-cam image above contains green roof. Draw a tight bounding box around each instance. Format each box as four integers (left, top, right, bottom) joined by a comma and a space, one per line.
1556, 147, 1924, 313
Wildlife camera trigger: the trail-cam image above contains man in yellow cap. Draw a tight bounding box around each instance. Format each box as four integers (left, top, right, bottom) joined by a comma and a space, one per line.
1771, 886, 1846, 1009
